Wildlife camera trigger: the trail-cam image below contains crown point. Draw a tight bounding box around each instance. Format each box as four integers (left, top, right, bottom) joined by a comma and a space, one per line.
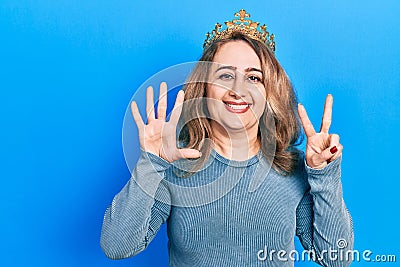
203, 9, 276, 52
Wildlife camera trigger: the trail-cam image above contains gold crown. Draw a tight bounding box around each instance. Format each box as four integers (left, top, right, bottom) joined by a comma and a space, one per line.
203, 9, 275, 52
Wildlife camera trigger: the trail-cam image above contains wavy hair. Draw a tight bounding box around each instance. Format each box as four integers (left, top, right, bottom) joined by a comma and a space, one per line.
177, 32, 302, 176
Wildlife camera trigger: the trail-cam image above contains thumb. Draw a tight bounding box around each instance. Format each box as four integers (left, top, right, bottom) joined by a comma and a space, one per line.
316, 133, 340, 163
317, 146, 337, 163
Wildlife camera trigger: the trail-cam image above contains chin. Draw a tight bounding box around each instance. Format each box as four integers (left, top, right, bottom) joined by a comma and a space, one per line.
222, 119, 258, 133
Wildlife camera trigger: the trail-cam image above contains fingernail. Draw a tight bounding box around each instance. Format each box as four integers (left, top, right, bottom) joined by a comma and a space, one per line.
330, 146, 338, 154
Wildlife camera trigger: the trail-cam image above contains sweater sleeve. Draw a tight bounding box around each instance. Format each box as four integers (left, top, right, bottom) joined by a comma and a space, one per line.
295, 154, 354, 267
100, 150, 172, 259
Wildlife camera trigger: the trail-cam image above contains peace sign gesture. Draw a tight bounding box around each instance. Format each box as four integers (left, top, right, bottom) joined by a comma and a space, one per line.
130, 82, 202, 163
298, 94, 343, 169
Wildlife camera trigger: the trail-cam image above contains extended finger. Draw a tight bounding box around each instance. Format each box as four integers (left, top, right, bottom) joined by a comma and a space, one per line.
169, 90, 185, 125
146, 86, 155, 123
131, 101, 144, 131
320, 94, 333, 133
298, 103, 316, 137
157, 82, 168, 120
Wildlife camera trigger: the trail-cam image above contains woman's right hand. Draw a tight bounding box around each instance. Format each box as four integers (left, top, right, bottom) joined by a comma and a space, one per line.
130, 82, 202, 163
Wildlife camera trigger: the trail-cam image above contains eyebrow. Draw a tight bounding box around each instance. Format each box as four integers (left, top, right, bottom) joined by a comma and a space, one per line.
245, 67, 262, 73
214, 66, 262, 74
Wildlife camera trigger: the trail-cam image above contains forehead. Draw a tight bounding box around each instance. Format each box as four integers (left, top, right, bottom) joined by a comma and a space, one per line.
212, 40, 261, 71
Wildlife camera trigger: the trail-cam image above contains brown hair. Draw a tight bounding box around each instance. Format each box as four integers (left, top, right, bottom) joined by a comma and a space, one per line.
178, 32, 302, 176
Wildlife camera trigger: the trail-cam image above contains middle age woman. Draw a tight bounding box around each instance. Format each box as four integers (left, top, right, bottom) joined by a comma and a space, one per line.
101, 9, 354, 267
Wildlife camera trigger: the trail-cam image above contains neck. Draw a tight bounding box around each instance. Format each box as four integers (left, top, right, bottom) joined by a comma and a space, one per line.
210, 121, 260, 161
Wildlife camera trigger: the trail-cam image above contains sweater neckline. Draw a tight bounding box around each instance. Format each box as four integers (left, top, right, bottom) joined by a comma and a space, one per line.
210, 148, 261, 167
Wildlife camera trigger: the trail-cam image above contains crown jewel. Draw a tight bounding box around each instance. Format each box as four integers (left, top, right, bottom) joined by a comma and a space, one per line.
203, 9, 275, 52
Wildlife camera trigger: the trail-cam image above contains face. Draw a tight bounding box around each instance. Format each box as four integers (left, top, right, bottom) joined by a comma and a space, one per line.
206, 40, 267, 134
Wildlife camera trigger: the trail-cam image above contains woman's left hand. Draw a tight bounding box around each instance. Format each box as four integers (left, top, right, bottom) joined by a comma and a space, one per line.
298, 94, 343, 169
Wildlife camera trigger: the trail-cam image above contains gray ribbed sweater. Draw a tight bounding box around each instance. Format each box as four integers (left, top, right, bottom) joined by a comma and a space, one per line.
101, 149, 354, 266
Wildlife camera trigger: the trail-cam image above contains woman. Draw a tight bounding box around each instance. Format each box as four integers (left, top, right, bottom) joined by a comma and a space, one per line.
101, 9, 354, 266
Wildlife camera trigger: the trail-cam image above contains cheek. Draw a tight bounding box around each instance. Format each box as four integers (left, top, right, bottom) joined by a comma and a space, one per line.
251, 87, 267, 115
252, 85, 267, 101
205, 86, 219, 114
257, 85, 267, 98
205, 84, 226, 99
252, 100, 266, 115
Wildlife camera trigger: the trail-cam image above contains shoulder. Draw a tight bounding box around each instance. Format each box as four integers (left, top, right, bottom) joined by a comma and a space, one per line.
283, 148, 310, 187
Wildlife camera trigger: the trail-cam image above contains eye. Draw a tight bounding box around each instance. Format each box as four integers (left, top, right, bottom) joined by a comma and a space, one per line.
218, 73, 235, 81
247, 75, 262, 83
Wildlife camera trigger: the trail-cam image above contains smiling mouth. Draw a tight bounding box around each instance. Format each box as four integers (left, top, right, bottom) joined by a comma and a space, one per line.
223, 101, 251, 113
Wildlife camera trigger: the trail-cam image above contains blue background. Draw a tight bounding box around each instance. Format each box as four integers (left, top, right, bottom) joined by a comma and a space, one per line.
1, 0, 399, 266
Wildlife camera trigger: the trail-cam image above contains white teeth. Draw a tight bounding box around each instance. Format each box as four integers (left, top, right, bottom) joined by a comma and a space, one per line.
225, 103, 250, 110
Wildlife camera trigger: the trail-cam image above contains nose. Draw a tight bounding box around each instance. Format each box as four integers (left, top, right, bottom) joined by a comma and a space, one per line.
230, 74, 247, 98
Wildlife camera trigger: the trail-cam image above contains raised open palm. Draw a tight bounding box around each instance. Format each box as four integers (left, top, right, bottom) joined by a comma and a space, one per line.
130, 82, 202, 163
298, 94, 343, 169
